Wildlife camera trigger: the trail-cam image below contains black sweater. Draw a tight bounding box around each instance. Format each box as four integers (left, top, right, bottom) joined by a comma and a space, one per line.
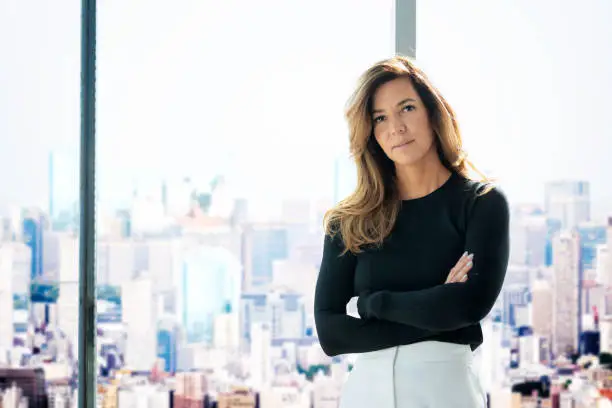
313, 172, 510, 357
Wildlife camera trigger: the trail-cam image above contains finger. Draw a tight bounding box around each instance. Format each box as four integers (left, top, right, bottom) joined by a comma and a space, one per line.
445, 268, 457, 283
446, 252, 471, 283
449, 259, 473, 283
453, 260, 473, 283
455, 252, 473, 269
447, 252, 468, 279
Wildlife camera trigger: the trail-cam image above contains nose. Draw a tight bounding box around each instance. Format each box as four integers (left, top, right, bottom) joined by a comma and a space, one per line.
389, 115, 406, 135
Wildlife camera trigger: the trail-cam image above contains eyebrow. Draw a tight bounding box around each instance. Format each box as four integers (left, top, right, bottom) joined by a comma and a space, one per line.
372, 98, 417, 114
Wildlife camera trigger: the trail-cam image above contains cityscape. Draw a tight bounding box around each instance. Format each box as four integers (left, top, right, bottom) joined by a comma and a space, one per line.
3, 1, 612, 407
1, 156, 612, 407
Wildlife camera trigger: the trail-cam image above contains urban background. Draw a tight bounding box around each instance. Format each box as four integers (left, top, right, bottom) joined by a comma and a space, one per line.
1, 1, 612, 407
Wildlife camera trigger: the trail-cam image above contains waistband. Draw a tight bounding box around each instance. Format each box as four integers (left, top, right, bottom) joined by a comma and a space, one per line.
357, 341, 473, 363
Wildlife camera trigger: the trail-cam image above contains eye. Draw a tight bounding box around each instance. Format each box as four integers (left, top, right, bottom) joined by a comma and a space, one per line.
373, 115, 385, 124
402, 105, 415, 112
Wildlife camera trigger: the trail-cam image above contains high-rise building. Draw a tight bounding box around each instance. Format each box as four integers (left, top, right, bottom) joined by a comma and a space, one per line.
269, 291, 307, 340
22, 216, 43, 281
157, 317, 180, 374
240, 293, 268, 351
240, 290, 308, 351
213, 305, 239, 351
56, 234, 79, 348
531, 279, 553, 340
597, 218, 612, 351
122, 276, 157, 371
552, 231, 581, 356
96, 240, 137, 287
0, 245, 14, 351
146, 239, 182, 293
501, 283, 531, 328
241, 224, 288, 290
178, 246, 241, 344
596, 245, 609, 286
544, 180, 590, 229
509, 208, 547, 267
250, 322, 272, 389
97, 238, 183, 293
577, 222, 607, 271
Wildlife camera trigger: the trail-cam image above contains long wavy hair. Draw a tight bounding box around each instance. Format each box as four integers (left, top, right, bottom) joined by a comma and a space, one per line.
324, 55, 491, 254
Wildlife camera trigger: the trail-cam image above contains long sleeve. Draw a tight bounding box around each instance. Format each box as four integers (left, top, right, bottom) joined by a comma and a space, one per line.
360, 187, 510, 331
314, 230, 438, 356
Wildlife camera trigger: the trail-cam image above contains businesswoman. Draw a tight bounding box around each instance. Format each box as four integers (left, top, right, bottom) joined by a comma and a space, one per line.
314, 56, 510, 407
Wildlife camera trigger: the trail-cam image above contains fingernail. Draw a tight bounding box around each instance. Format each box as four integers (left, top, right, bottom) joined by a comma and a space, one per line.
462, 251, 468, 258
467, 253, 474, 259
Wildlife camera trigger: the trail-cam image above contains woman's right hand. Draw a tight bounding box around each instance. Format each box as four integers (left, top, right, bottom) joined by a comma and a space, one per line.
445, 252, 474, 284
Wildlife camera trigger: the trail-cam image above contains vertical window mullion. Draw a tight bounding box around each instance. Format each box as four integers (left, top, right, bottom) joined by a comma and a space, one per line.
394, 0, 417, 58
78, 1, 97, 408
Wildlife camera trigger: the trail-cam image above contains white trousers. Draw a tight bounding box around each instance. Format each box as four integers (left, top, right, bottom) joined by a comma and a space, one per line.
339, 341, 487, 408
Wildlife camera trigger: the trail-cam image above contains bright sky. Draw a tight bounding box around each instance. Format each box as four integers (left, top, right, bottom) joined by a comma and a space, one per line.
1, 0, 611, 220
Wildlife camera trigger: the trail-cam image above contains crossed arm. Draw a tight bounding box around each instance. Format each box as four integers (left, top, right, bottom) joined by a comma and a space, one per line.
313, 231, 439, 357
314, 187, 510, 356
357, 188, 510, 331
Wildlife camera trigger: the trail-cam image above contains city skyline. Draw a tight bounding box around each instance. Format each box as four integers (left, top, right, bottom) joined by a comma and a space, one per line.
3, 1, 612, 407
2, 175, 612, 406
2, 1, 612, 221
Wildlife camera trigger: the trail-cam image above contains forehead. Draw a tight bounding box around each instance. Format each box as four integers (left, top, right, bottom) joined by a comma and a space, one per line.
372, 77, 418, 108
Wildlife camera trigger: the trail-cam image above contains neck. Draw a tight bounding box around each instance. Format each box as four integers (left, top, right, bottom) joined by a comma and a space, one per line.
395, 149, 451, 200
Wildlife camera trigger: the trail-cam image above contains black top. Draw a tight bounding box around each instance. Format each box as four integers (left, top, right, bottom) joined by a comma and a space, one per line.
314, 171, 510, 357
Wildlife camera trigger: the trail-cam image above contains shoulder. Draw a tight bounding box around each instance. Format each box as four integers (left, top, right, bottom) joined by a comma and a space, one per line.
323, 219, 348, 250
455, 176, 509, 220
456, 175, 507, 203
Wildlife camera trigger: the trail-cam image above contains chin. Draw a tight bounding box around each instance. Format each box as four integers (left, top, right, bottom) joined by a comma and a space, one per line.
390, 153, 426, 167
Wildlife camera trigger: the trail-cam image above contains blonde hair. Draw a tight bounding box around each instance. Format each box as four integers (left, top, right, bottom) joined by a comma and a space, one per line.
324, 55, 491, 254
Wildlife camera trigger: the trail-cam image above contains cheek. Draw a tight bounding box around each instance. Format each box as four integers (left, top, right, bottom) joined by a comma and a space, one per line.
414, 124, 435, 147
419, 132, 435, 148
373, 132, 390, 153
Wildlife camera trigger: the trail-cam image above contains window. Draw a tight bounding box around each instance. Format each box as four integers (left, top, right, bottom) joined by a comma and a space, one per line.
0, 2, 82, 405
6, 0, 608, 406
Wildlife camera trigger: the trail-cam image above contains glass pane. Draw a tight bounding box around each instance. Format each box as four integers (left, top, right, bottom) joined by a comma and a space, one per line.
418, 1, 612, 403
0, 2, 81, 406
96, 0, 393, 405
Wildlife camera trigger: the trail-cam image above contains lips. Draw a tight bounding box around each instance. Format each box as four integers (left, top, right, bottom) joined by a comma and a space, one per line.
392, 140, 414, 149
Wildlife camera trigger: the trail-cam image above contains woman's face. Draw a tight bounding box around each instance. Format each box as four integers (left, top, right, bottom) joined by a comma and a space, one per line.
371, 77, 436, 167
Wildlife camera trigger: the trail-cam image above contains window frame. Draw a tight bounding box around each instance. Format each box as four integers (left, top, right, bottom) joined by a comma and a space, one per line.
74, 2, 415, 406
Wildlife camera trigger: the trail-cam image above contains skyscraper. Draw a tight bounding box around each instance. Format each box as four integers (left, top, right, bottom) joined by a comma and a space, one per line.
577, 223, 607, 270
22, 216, 43, 280
552, 231, 581, 356
0, 245, 14, 351
509, 208, 547, 267
545, 181, 590, 229
122, 276, 157, 371
531, 279, 553, 340
241, 224, 288, 290
250, 322, 272, 389
179, 246, 241, 344
599, 218, 612, 351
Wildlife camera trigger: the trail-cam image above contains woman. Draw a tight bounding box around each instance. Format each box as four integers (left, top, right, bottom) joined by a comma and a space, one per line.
314, 56, 510, 407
